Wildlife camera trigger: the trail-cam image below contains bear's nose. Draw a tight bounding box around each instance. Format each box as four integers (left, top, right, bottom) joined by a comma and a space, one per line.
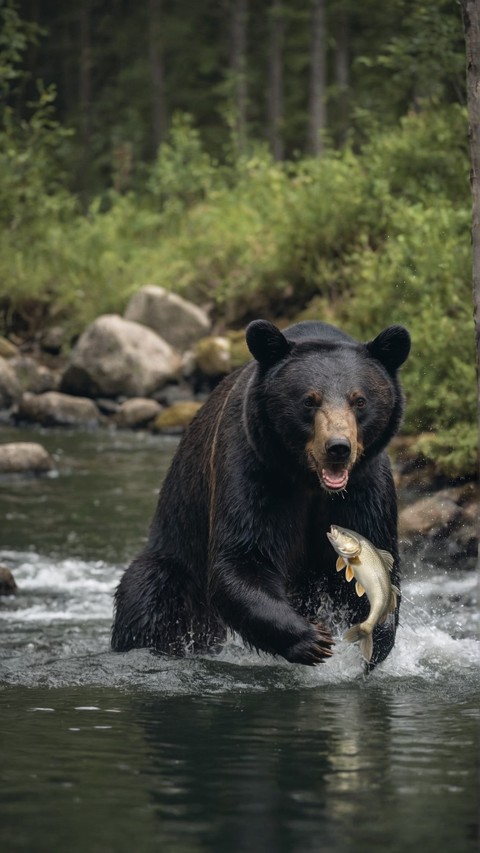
325, 437, 351, 463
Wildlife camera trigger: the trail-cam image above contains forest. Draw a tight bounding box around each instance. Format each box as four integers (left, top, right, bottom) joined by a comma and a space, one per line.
0, 0, 476, 476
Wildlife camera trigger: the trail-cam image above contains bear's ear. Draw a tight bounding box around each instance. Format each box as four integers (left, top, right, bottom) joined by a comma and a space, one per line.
366, 325, 411, 374
246, 320, 292, 367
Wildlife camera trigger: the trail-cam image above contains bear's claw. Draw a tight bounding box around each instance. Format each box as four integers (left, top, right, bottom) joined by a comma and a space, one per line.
284, 622, 334, 666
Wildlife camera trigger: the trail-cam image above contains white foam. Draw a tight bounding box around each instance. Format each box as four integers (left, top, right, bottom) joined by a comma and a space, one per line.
0, 550, 478, 690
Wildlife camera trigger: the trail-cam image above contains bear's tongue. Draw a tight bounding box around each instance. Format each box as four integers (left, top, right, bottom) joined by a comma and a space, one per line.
321, 467, 349, 490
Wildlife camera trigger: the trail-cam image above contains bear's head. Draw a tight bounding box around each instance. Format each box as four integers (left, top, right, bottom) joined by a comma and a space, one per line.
245, 319, 410, 493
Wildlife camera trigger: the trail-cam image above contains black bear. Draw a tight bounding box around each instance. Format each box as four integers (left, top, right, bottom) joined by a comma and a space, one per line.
112, 319, 410, 667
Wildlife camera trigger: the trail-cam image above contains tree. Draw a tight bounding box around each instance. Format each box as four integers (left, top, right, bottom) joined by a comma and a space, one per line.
230, 0, 248, 153
78, 2, 92, 156
460, 0, 480, 525
308, 0, 327, 155
267, 0, 285, 160
148, 0, 167, 153
333, 0, 349, 145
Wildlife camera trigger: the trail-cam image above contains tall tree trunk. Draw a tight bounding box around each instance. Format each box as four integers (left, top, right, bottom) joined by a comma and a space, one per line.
267, 1, 285, 161
230, 0, 248, 153
78, 2, 92, 200
308, 0, 327, 155
148, 0, 167, 153
460, 0, 480, 568
334, 1, 349, 146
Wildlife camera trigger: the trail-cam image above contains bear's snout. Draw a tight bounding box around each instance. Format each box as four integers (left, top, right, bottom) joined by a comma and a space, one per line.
325, 437, 351, 463
306, 405, 362, 492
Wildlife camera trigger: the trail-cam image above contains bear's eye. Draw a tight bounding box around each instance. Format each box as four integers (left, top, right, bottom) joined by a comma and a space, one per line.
352, 396, 366, 410
304, 392, 321, 409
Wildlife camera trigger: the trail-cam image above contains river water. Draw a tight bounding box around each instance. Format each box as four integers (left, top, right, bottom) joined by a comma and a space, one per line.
0, 426, 478, 853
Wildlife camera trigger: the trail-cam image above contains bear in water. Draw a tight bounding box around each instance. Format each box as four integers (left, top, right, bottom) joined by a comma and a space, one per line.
112, 319, 410, 667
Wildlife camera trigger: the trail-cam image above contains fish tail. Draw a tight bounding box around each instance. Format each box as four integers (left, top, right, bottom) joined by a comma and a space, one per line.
359, 634, 373, 662
343, 622, 373, 662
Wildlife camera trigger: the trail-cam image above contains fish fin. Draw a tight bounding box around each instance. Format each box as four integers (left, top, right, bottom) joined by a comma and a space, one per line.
355, 581, 366, 597
343, 623, 364, 644
336, 556, 346, 571
345, 565, 355, 582
378, 548, 394, 572
388, 587, 399, 612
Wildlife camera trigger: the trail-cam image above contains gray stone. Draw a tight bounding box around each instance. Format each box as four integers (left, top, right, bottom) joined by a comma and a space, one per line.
0, 442, 54, 474
18, 391, 100, 427
399, 492, 462, 539
124, 285, 211, 351
40, 325, 65, 355
0, 357, 21, 409
61, 314, 181, 398
10, 356, 59, 394
0, 566, 17, 595
116, 398, 162, 428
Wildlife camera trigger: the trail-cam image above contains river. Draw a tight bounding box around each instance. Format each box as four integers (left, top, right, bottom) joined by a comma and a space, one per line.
0, 426, 478, 853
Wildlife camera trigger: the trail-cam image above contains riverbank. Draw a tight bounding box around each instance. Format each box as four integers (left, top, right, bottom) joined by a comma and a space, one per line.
0, 286, 477, 568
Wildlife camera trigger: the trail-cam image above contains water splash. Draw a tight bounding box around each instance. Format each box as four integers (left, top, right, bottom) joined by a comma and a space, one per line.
0, 550, 478, 693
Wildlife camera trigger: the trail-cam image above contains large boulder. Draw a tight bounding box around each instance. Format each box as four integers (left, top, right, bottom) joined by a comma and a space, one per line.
0, 357, 21, 409
0, 442, 54, 474
17, 391, 100, 427
61, 314, 181, 398
124, 285, 211, 351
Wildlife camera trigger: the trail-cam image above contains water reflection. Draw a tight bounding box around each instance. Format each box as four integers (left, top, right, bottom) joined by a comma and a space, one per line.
125, 685, 478, 853
0, 427, 478, 853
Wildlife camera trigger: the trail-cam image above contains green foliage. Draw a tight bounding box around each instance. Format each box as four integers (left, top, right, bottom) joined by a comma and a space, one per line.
328, 201, 475, 474
0, 94, 475, 477
0, 0, 42, 99
147, 114, 220, 217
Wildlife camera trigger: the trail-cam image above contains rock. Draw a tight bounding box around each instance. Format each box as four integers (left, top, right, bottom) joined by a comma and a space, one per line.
40, 325, 65, 355
152, 401, 203, 434
0, 357, 21, 409
10, 356, 59, 394
194, 336, 231, 377
226, 329, 252, 370
124, 285, 211, 350
17, 391, 100, 427
399, 490, 462, 539
398, 483, 479, 569
0, 337, 17, 359
0, 442, 54, 474
0, 566, 17, 595
116, 398, 162, 429
95, 398, 122, 416
152, 382, 196, 407
61, 314, 181, 398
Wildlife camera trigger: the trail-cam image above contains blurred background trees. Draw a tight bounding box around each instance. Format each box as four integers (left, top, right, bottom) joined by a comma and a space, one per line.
6, 0, 465, 194
0, 0, 476, 475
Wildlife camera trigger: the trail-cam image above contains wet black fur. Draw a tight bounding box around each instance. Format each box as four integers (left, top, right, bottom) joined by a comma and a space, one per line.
112, 320, 410, 668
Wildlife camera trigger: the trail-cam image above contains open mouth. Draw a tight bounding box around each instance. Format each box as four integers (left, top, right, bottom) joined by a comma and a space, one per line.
320, 466, 349, 491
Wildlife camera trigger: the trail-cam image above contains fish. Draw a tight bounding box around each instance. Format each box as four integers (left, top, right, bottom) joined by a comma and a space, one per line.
326, 524, 400, 662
